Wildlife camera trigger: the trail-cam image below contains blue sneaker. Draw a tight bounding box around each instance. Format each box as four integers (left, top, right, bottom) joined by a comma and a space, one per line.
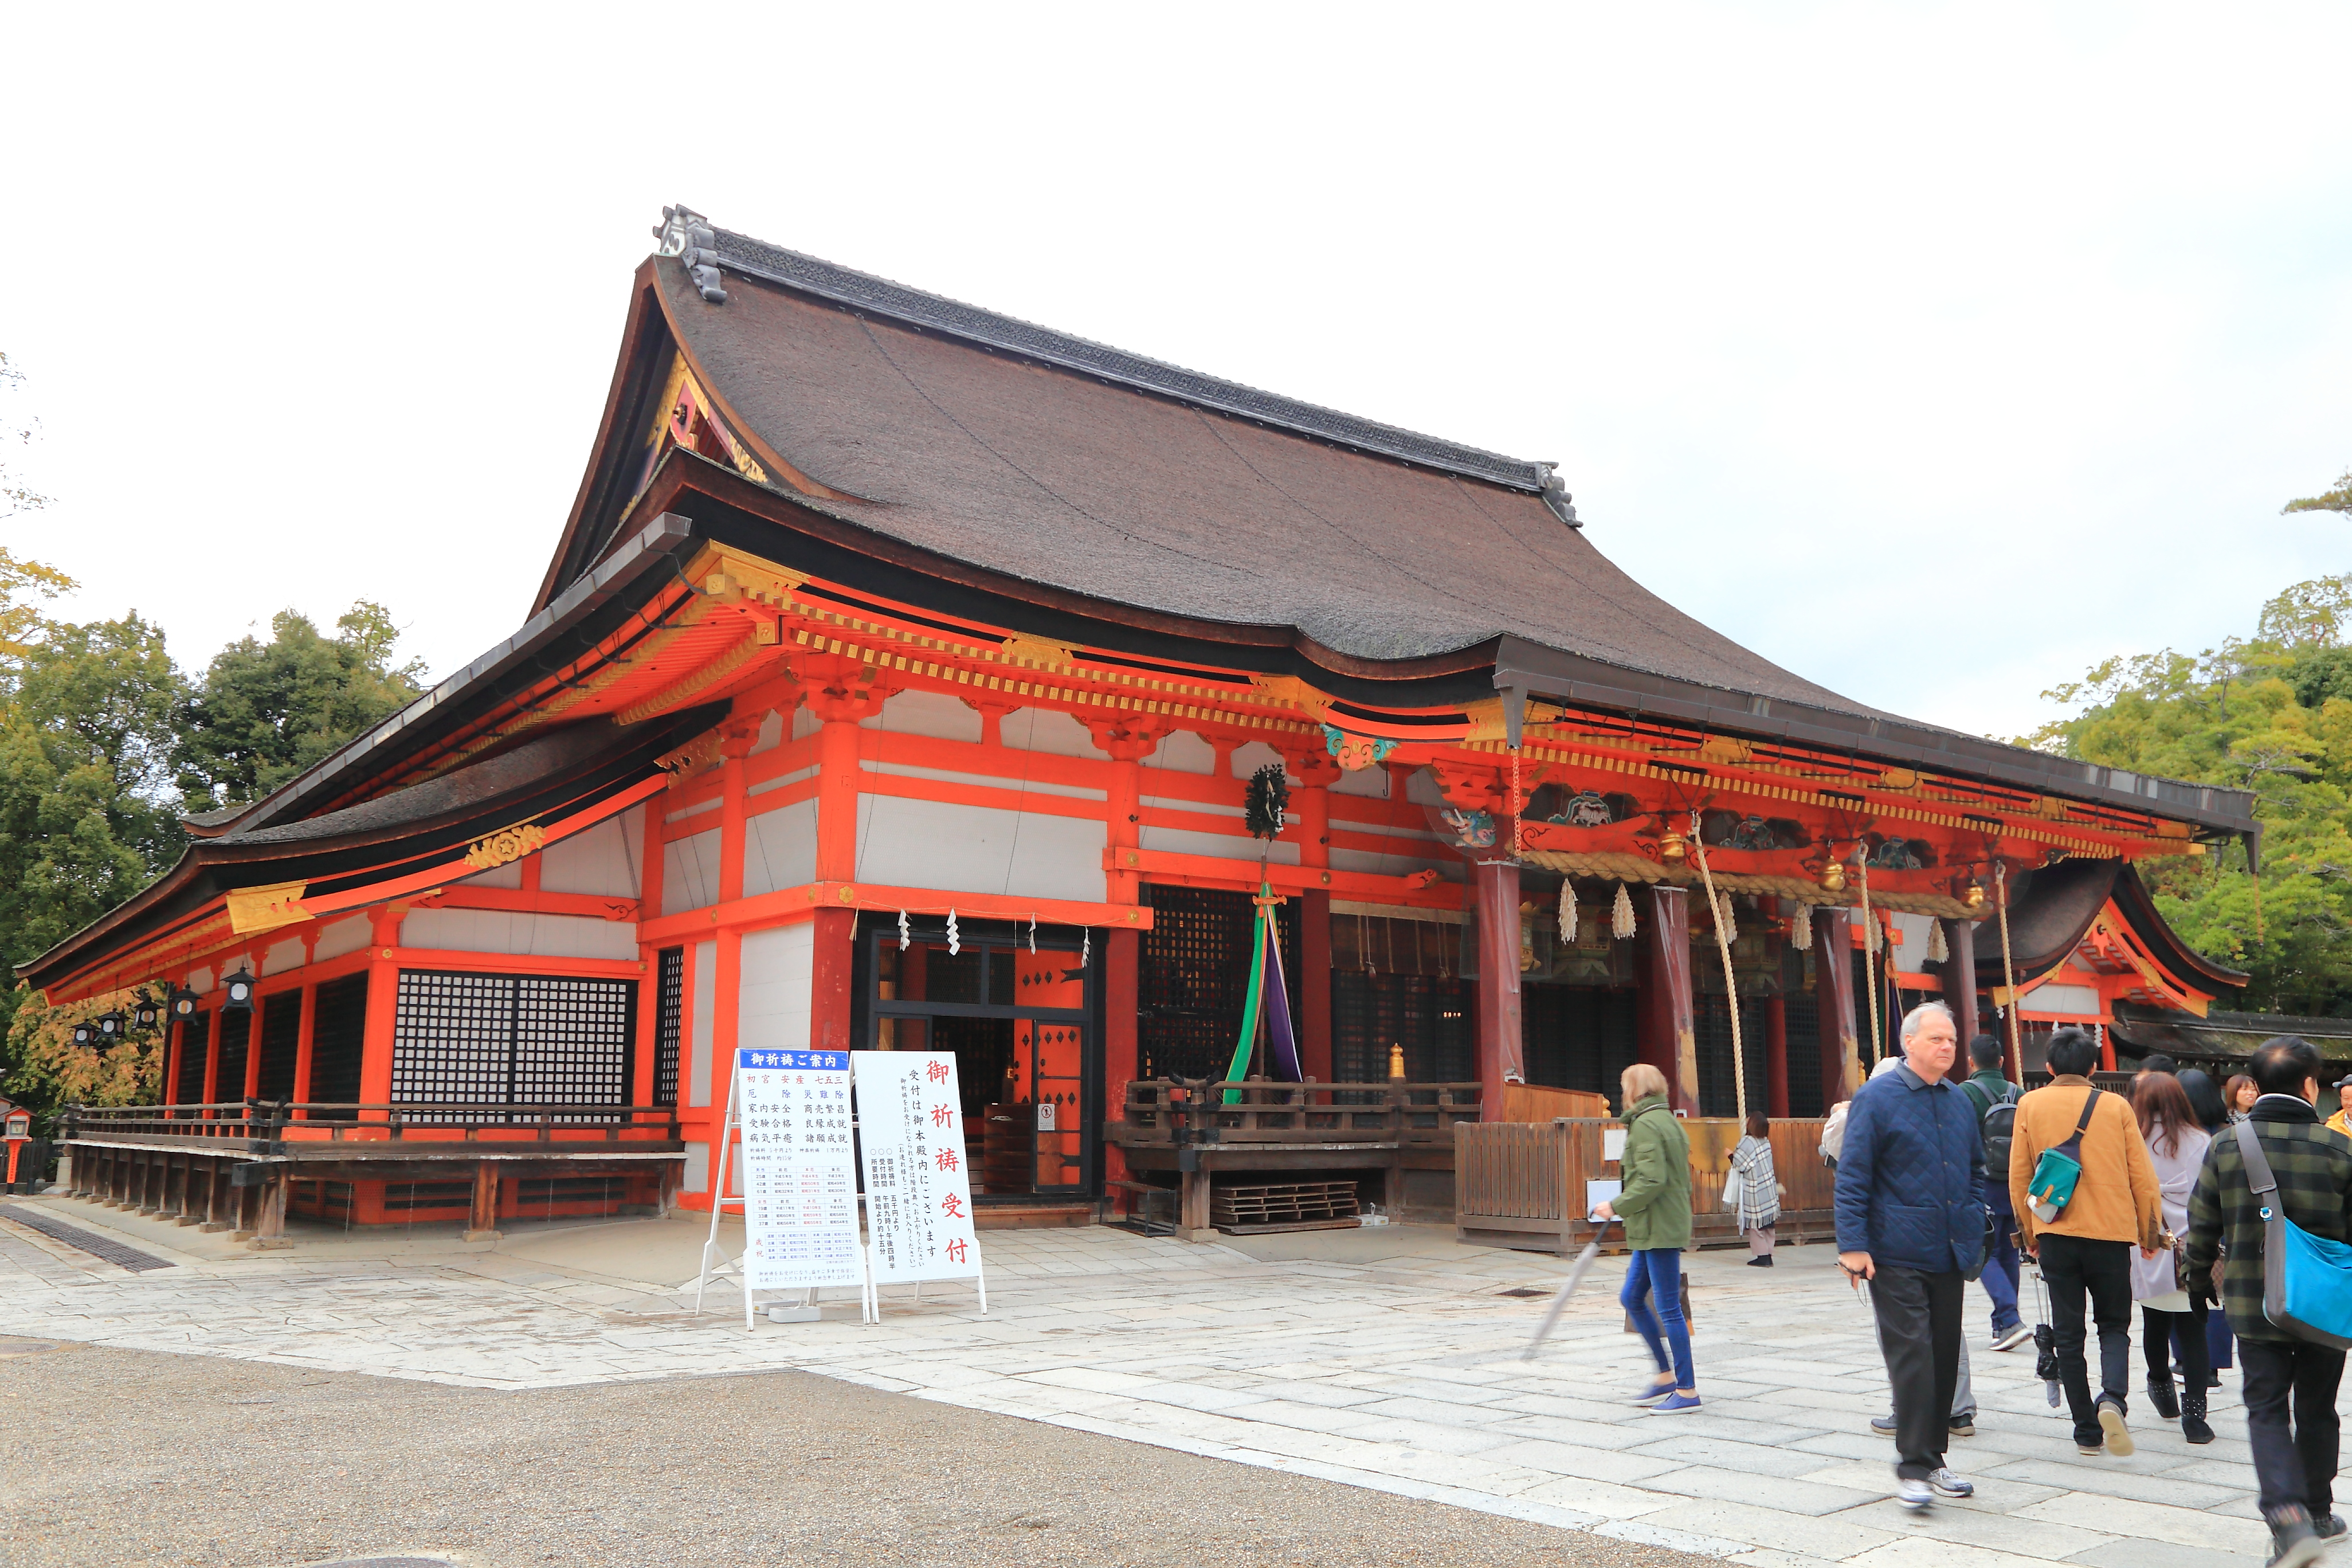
1630, 1375, 1675, 1406
1649, 1391, 1703, 1413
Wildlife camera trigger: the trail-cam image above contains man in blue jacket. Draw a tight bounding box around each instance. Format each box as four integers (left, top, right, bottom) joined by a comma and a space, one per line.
1836, 1000, 1988, 1512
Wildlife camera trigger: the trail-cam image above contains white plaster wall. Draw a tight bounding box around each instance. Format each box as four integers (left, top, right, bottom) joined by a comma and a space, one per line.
1887, 912, 1938, 966
793, 706, 821, 741
187, 965, 216, 994
664, 828, 722, 914
855, 794, 1107, 902
1138, 824, 1300, 866
665, 796, 719, 826
749, 707, 785, 754
1405, 767, 1446, 807
683, 1141, 710, 1194
739, 923, 815, 1053
2027, 982, 2102, 1018
748, 765, 818, 801
689, 939, 716, 1106
1334, 763, 1390, 798
1148, 730, 1216, 775
1230, 740, 1287, 779
260, 935, 307, 977
400, 909, 640, 962
1002, 708, 1103, 759
745, 800, 818, 895
457, 859, 523, 890
313, 915, 372, 963
863, 689, 982, 743
542, 806, 642, 897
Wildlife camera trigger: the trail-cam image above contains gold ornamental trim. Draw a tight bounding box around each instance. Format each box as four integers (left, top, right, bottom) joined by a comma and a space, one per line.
463, 822, 546, 872
224, 880, 312, 936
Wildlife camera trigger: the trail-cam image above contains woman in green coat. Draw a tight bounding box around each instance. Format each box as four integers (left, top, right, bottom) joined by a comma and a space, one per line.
1593, 1063, 1699, 1411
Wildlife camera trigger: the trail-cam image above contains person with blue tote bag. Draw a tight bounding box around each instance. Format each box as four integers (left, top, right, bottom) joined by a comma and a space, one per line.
2186, 1036, 2352, 1568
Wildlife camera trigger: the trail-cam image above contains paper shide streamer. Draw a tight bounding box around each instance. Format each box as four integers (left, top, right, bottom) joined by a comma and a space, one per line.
947, 908, 960, 955
898, 910, 911, 951
1612, 881, 1636, 939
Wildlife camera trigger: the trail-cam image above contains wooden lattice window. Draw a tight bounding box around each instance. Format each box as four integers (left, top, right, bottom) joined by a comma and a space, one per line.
1784, 989, 1824, 1117
515, 976, 634, 1110
1521, 983, 1639, 1096
257, 991, 302, 1102
1695, 991, 1771, 1119
309, 974, 369, 1107
214, 1010, 252, 1101
1136, 886, 1296, 1082
392, 970, 636, 1116
653, 947, 685, 1106
174, 1012, 208, 1104
1331, 972, 1472, 1085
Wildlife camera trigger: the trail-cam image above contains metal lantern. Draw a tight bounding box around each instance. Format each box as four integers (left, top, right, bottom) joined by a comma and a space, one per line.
134, 997, 163, 1030
168, 987, 201, 1021
70, 1021, 95, 1047
221, 970, 257, 1011
96, 1010, 126, 1040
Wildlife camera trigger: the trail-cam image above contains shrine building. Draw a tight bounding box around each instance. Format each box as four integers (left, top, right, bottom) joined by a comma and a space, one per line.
24, 206, 2257, 1242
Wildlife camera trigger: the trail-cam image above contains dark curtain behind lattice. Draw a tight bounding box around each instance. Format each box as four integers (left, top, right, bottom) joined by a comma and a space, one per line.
175, 1013, 208, 1104
1784, 987, 1824, 1117
1521, 984, 1640, 1096
1331, 973, 1472, 1084
393, 970, 636, 1117
654, 947, 685, 1106
257, 991, 301, 1101
309, 974, 368, 1106
215, 1010, 250, 1101
1695, 991, 1770, 1120
1136, 886, 1296, 1082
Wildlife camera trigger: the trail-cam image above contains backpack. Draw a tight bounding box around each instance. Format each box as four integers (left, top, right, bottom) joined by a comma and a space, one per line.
1981, 1083, 2022, 1178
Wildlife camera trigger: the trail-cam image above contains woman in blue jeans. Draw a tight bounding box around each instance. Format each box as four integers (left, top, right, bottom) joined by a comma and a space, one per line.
1593, 1063, 1699, 1412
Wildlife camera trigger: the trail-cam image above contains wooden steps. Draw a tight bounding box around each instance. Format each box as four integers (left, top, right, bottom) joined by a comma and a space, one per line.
1212, 1180, 1361, 1234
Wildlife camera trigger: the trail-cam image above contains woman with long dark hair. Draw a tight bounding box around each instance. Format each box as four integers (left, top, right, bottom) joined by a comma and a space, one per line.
2175, 1067, 2239, 1383
2133, 1071, 2215, 1443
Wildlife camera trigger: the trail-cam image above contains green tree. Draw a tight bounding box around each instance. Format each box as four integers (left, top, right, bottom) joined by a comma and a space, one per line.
2026, 573, 2352, 1013
176, 601, 427, 810
2286, 470, 2352, 518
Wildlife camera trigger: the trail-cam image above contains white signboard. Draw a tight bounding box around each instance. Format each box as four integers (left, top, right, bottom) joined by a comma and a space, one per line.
736, 1048, 864, 1291
853, 1050, 982, 1286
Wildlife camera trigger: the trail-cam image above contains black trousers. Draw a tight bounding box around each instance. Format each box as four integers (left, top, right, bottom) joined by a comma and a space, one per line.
2241, 1336, 2347, 1519
2038, 1233, 2134, 1446
1871, 1264, 1963, 1480
2142, 1297, 2212, 1391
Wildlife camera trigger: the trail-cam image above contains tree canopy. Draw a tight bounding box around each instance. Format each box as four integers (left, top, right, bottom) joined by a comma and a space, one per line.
2024, 571, 2352, 1014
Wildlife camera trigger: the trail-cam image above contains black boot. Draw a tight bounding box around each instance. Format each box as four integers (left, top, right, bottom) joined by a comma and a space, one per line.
2267, 1506, 2323, 1568
2147, 1369, 2181, 1421
2182, 1385, 2214, 1445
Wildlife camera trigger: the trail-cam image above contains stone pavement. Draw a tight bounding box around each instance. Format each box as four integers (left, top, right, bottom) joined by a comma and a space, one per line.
0, 1196, 2279, 1568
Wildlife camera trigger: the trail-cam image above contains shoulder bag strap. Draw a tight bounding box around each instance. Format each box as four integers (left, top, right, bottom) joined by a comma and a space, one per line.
2235, 1118, 2281, 1201
2072, 1086, 2102, 1136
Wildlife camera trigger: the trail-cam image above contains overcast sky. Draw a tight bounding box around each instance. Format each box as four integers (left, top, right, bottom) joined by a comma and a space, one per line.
3, 4, 2346, 743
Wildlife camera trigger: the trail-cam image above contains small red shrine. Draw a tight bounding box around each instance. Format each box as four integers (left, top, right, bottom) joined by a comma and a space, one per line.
23, 206, 2255, 1239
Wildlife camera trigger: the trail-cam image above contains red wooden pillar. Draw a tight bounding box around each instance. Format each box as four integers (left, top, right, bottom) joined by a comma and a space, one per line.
1640, 886, 1698, 1115
1291, 751, 1339, 1087
241, 997, 264, 1099
1814, 907, 1860, 1107
200, 1005, 222, 1113
1471, 857, 1524, 1118
807, 666, 880, 1063
633, 798, 667, 1110
1941, 918, 1981, 1053
290, 981, 318, 1110
1087, 714, 1161, 1190
360, 907, 402, 1120
1765, 993, 1790, 1119
163, 1007, 185, 1115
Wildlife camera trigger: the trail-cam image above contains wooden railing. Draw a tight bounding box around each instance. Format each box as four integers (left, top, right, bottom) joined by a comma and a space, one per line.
61, 1101, 684, 1151
1114, 1080, 1482, 1146
1456, 1115, 1837, 1253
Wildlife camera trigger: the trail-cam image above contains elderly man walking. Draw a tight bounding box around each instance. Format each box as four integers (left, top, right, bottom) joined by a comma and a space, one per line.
1836, 1001, 1986, 1511
2187, 1036, 2352, 1568
2009, 1026, 2163, 1459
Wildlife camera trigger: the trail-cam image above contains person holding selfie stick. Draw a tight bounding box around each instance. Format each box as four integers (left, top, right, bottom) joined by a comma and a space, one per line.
1834, 1001, 1986, 1512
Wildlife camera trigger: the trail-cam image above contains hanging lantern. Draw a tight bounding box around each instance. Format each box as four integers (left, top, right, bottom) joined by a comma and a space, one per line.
221, 969, 257, 1011
168, 987, 201, 1022
1612, 881, 1637, 939
134, 997, 163, 1030
1558, 883, 1577, 943
70, 1021, 95, 1047
96, 1010, 126, 1041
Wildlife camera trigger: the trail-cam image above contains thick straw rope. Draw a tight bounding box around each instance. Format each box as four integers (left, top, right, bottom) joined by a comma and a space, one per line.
1691, 812, 1748, 1128
1859, 851, 1883, 1064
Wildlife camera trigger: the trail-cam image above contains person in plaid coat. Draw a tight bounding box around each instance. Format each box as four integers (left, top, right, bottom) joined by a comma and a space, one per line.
2186, 1035, 2352, 1568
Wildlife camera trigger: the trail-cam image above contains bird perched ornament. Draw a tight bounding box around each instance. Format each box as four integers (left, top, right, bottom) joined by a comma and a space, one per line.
1244, 764, 1291, 841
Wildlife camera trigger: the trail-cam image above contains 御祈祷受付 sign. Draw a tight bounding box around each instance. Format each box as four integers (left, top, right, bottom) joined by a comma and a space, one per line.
852, 1050, 981, 1284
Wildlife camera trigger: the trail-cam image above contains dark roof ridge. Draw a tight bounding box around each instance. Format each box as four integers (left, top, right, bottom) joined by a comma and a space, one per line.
663, 207, 1565, 501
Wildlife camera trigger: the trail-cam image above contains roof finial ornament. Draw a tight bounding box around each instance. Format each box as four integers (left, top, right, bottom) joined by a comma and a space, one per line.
652, 204, 728, 305
1536, 465, 1580, 530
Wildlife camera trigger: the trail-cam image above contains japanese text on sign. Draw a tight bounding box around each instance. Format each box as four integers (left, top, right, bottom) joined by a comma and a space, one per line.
852, 1050, 982, 1284
733, 1046, 863, 1291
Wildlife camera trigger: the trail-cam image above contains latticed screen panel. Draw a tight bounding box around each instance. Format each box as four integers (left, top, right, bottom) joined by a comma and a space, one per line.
1521, 983, 1639, 1096
1784, 989, 1824, 1117
257, 991, 302, 1102
653, 947, 684, 1106
175, 1013, 208, 1104
393, 971, 517, 1108
1331, 973, 1473, 1085
214, 1012, 250, 1101
309, 974, 369, 1106
1695, 991, 1772, 1120
1135, 886, 1297, 1083
515, 976, 634, 1114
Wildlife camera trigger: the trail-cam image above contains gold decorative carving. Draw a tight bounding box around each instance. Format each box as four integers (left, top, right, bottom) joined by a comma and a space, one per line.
614, 628, 765, 724
999, 633, 1073, 668
463, 822, 546, 871
1249, 675, 1325, 713
657, 724, 728, 783
224, 881, 312, 936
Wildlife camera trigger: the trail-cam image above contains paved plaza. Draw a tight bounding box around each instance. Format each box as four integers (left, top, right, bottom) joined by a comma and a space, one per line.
0, 1195, 2282, 1567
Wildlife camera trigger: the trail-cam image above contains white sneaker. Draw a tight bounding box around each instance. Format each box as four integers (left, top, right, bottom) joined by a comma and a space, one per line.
1930, 1468, 1975, 1499
1991, 1323, 2033, 1352
1897, 1476, 1932, 1511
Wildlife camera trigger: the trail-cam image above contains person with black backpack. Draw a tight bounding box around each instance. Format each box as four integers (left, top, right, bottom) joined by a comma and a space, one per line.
1959, 1035, 2031, 1353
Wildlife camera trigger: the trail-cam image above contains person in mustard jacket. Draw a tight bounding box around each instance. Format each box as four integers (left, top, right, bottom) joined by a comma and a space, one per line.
2010, 1028, 2165, 1459
1593, 1063, 1697, 1412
